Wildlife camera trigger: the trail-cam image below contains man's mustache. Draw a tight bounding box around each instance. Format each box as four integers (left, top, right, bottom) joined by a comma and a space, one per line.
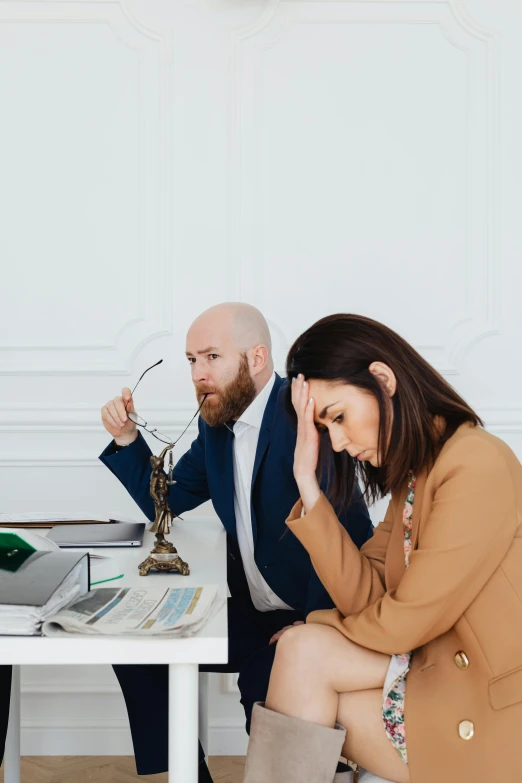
196, 388, 218, 397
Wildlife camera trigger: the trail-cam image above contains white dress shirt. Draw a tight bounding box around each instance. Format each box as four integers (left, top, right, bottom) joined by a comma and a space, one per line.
232, 372, 293, 613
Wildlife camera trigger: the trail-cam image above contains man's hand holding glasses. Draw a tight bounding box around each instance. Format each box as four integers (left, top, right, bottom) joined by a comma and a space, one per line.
101, 359, 208, 450
101, 386, 139, 447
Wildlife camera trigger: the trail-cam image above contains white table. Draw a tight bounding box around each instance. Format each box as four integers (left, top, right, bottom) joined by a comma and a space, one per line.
0, 519, 228, 783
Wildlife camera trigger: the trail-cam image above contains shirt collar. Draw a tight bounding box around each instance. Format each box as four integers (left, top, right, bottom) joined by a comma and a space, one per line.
235, 372, 276, 430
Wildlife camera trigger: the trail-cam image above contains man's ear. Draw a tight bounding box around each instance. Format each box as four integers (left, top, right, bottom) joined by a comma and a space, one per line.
250, 344, 269, 374
368, 361, 396, 397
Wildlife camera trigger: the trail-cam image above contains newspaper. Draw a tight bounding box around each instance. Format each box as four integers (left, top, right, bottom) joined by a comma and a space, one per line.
41, 585, 223, 638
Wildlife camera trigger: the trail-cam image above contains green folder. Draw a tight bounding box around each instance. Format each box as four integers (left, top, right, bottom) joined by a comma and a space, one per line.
0, 532, 37, 572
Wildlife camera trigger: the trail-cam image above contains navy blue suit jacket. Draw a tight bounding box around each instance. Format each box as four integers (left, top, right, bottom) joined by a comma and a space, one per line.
100, 374, 373, 616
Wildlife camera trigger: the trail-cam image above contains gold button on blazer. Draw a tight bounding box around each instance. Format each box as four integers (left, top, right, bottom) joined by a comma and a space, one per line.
455, 651, 469, 670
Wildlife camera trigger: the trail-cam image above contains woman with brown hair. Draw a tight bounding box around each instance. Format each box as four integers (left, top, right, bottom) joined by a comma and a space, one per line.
242, 314, 522, 783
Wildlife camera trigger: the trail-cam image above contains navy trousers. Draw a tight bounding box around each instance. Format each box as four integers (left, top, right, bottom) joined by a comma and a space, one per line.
112, 596, 304, 779
0, 665, 11, 767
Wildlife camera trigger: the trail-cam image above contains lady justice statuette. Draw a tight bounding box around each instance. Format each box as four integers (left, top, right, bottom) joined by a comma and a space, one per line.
138, 444, 190, 576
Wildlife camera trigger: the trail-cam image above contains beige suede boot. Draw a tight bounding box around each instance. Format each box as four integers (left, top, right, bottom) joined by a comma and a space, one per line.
243, 702, 347, 783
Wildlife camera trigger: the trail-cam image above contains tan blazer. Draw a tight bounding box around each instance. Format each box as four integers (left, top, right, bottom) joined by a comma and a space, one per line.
286, 423, 522, 783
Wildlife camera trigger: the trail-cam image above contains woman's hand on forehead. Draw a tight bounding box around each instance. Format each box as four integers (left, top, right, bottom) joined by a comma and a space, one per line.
291, 374, 322, 512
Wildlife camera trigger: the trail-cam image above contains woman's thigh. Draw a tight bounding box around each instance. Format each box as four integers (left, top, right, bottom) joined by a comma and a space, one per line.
271, 622, 390, 693
339, 689, 410, 783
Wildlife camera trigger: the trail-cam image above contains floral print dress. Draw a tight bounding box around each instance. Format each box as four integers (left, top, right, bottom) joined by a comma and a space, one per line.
381, 472, 416, 765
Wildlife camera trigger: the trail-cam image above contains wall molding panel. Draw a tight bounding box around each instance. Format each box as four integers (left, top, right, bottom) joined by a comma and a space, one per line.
0, 1, 172, 375
231, 0, 500, 375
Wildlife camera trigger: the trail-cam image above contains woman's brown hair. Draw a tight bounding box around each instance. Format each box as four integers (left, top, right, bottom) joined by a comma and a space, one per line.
286, 314, 483, 508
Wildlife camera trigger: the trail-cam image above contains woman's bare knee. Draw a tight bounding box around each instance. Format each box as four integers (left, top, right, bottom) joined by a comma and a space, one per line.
273, 623, 331, 674
274, 623, 349, 668
274, 623, 389, 693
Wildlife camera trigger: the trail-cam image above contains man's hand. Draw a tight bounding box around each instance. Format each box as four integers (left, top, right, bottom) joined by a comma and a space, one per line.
101, 387, 139, 447
269, 621, 305, 645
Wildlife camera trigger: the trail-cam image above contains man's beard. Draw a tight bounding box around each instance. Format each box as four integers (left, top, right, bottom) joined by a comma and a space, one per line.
197, 354, 257, 427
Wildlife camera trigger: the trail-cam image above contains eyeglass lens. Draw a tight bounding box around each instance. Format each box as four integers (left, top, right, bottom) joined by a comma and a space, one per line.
125, 360, 209, 448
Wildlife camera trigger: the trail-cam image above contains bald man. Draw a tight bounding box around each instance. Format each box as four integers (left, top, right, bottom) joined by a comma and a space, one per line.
99, 303, 372, 782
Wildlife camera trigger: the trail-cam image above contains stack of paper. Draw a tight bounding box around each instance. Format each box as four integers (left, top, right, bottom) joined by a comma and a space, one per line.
0, 512, 111, 528
0, 529, 90, 635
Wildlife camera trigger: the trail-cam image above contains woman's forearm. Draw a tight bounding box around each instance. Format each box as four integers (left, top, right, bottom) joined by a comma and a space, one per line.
294, 474, 322, 514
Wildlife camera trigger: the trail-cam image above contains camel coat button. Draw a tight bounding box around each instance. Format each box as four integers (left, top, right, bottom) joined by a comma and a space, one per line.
458, 720, 475, 740
455, 651, 470, 669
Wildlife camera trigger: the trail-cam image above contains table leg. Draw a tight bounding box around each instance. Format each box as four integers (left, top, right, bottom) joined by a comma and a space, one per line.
5, 665, 20, 783
169, 663, 199, 783
198, 672, 210, 759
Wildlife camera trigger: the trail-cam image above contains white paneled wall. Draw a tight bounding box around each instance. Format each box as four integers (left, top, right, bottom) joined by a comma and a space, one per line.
1, 0, 521, 757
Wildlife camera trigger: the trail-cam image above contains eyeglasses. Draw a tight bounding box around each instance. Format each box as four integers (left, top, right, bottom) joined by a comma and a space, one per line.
125, 360, 208, 447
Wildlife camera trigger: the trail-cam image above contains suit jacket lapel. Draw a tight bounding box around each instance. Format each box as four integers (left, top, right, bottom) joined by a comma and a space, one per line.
252, 374, 284, 490
214, 424, 237, 538
250, 374, 284, 545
